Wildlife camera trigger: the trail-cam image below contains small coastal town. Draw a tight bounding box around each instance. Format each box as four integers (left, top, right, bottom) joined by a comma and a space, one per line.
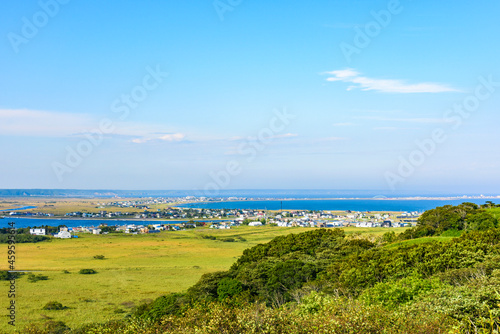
18, 202, 420, 238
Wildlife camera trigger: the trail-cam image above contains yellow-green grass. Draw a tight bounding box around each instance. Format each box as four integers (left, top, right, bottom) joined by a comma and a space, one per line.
487, 207, 500, 219
0, 197, 184, 216
385, 236, 454, 249
0, 226, 408, 332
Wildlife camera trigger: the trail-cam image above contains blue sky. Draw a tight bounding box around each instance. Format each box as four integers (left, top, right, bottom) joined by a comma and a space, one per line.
0, 0, 499, 194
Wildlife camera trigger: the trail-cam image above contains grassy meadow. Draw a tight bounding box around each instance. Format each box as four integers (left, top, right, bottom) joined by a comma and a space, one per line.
0, 197, 179, 216
1, 225, 408, 332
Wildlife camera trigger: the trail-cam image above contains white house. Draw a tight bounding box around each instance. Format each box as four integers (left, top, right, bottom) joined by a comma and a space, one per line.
248, 221, 262, 227
55, 230, 71, 238
30, 228, 46, 236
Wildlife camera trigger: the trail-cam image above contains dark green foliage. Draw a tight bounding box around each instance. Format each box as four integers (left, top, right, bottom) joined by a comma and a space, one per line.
93, 255, 106, 260
225, 229, 373, 305
0, 270, 9, 280
187, 271, 231, 301
217, 277, 243, 301
23, 203, 500, 333
0, 270, 22, 280
201, 234, 246, 242
468, 211, 498, 231
232, 228, 349, 270
42, 301, 66, 310
360, 276, 444, 309
220, 237, 235, 242
0, 233, 50, 243
481, 201, 500, 208
406, 271, 500, 323
134, 293, 187, 320
264, 260, 319, 305
79, 269, 97, 275
100, 226, 116, 233
399, 202, 499, 239
326, 228, 500, 293
381, 231, 397, 243
28, 273, 49, 282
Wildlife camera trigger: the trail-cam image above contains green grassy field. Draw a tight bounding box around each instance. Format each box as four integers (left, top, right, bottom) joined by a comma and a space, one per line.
384, 236, 454, 249
487, 207, 500, 218
0, 226, 407, 332
0, 197, 184, 216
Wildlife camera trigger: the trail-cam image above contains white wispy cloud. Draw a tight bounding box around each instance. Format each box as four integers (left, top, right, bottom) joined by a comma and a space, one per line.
131, 133, 186, 144
0, 109, 187, 143
324, 69, 460, 93
272, 133, 298, 139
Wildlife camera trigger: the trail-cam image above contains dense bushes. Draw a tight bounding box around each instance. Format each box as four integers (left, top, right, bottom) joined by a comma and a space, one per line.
0, 233, 50, 243
134, 293, 188, 321
20, 203, 500, 333
217, 277, 243, 301
28, 297, 458, 334
399, 202, 499, 239
28, 273, 49, 283
78, 269, 97, 275
42, 301, 66, 310
137, 227, 500, 332
0, 270, 22, 280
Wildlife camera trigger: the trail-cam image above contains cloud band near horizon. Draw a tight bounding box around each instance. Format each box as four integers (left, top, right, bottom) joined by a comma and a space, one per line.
325, 69, 461, 93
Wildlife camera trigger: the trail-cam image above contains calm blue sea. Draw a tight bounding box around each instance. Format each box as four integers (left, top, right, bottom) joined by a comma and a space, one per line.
0, 206, 37, 211
178, 198, 494, 212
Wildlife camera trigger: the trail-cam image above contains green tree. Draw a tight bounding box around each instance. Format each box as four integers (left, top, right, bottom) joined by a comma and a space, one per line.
217, 277, 243, 301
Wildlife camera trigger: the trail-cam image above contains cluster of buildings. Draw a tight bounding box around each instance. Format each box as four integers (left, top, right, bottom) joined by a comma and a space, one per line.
26, 208, 421, 239
63, 207, 268, 220
30, 227, 73, 238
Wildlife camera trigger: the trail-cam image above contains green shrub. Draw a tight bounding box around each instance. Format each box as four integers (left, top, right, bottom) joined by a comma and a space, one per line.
0, 234, 50, 244
135, 293, 187, 320
42, 301, 66, 310
93, 255, 106, 260
360, 276, 444, 309
0, 270, 22, 280
28, 273, 49, 282
187, 271, 231, 301
217, 277, 243, 301
79, 269, 97, 275
381, 231, 397, 243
